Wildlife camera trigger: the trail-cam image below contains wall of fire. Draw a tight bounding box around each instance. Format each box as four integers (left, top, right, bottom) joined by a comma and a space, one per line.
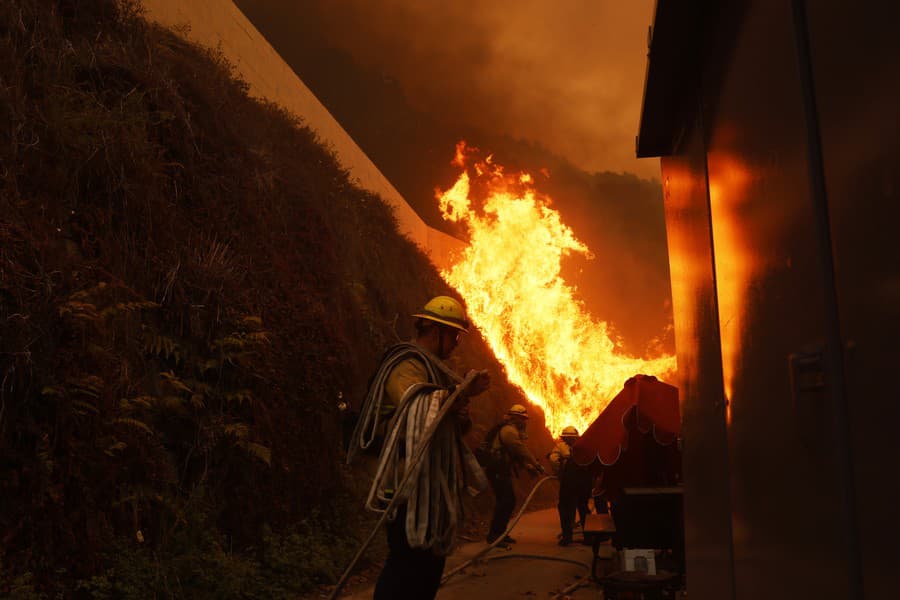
638, 1, 900, 600
139, 0, 464, 270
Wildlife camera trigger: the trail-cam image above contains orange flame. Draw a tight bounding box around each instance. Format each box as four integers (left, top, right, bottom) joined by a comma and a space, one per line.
437, 144, 676, 435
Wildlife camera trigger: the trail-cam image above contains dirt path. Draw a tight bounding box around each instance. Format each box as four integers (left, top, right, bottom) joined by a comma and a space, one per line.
341, 508, 612, 599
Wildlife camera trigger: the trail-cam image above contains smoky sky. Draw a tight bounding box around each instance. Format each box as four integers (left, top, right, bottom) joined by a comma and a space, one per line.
276, 0, 659, 180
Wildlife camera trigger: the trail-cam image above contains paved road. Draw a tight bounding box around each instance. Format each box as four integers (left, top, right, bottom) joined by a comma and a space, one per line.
342, 508, 613, 599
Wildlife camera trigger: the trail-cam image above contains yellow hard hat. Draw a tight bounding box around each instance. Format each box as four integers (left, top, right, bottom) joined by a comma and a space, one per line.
507, 404, 529, 419
412, 296, 469, 332
561, 426, 579, 438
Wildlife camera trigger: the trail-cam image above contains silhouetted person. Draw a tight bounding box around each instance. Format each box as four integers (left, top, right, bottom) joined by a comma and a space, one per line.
550, 426, 591, 545
484, 404, 544, 547
349, 296, 490, 600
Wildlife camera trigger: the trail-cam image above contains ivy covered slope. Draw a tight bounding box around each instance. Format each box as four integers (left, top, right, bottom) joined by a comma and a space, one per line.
0, 1, 528, 596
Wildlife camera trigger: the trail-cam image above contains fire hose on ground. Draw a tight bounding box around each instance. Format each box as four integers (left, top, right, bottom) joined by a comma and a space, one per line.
439, 474, 591, 585
439, 473, 593, 599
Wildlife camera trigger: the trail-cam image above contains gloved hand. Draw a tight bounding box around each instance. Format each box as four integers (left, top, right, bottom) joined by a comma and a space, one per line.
536, 463, 546, 475
465, 369, 491, 397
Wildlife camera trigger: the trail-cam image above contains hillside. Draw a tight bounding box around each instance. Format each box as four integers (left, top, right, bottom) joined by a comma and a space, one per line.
0, 1, 550, 596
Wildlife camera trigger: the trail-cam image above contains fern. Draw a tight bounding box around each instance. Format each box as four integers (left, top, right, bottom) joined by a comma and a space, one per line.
224, 389, 254, 406
119, 396, 155, 411
240, 315, 263, 329
114, 417, 154, 436
211, 331, 270, 351
142, 328, 181, 363
238, 441, 272, 467
41, 385, 66, 398
104, 441, 127, 456
211, 335, 246, 351
183, 379, 211, 396
156, 396, 187, 414
72, 400, 100, 415
245, 331, 270, 345
197, 358, 220, 375
66, 375, 105, 398
223, 423, 249, 439
99, 300, 159, 319
160, 370, 192, 394
189, 394, 205, 410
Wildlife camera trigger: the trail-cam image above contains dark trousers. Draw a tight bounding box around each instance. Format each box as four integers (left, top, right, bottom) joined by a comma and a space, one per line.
558, 485, 578, 541
559, 465, 593, 539
374, 506, 446, 600
487, 470, 516, 541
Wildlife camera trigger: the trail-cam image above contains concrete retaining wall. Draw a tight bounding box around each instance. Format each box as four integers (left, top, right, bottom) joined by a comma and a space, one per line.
140, 0, 463, 270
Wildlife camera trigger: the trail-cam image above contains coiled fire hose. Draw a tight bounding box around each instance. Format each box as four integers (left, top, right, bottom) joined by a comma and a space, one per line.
328, 371, 479, 600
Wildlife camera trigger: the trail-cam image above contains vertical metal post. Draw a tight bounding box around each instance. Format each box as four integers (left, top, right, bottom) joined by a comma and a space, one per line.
790, 2, 863, 598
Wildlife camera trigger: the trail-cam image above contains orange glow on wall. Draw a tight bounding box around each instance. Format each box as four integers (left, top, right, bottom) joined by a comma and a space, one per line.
707, 154, 755, 421
437, 143, 676, 435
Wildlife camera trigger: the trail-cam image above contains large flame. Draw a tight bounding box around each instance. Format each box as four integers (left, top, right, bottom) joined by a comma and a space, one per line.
438, 143, 676, 435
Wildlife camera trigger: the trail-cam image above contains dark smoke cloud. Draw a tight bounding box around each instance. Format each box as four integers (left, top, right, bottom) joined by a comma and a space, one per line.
246, 0, 659, 180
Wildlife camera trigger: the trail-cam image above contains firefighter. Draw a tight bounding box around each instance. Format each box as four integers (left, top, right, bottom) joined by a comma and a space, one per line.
351, 295, 490, 600
485, 404, 545, 547
549, 426, 591, 546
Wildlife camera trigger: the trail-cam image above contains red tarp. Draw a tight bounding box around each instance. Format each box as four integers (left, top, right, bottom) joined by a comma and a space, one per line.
572, 374, 681, 500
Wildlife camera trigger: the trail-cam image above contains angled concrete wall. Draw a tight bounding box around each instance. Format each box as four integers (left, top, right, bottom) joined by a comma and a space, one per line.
140, 0, 463, 270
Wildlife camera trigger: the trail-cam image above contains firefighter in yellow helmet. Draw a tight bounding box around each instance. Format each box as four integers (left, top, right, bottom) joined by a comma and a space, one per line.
549, 426, 591, 545
482, 403, 545, 546
351, 295, 490, 600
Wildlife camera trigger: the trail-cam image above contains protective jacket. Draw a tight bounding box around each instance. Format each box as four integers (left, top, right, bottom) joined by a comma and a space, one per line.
548, 440, 573, 475
490, 422, 541, 475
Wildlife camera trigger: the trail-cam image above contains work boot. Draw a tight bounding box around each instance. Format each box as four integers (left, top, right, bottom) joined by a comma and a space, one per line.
502, 535, 517, 544
558, 536, 572, 547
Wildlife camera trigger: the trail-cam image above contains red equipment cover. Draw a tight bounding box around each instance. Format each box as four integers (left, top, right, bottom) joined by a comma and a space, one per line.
571, 375, 680, 499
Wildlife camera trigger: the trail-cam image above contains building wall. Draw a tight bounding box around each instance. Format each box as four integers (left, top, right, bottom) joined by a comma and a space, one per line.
805, 3, 900, 596
139, 0, 464, 271
653, 1, 900, 598
700, 4, 848, 597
